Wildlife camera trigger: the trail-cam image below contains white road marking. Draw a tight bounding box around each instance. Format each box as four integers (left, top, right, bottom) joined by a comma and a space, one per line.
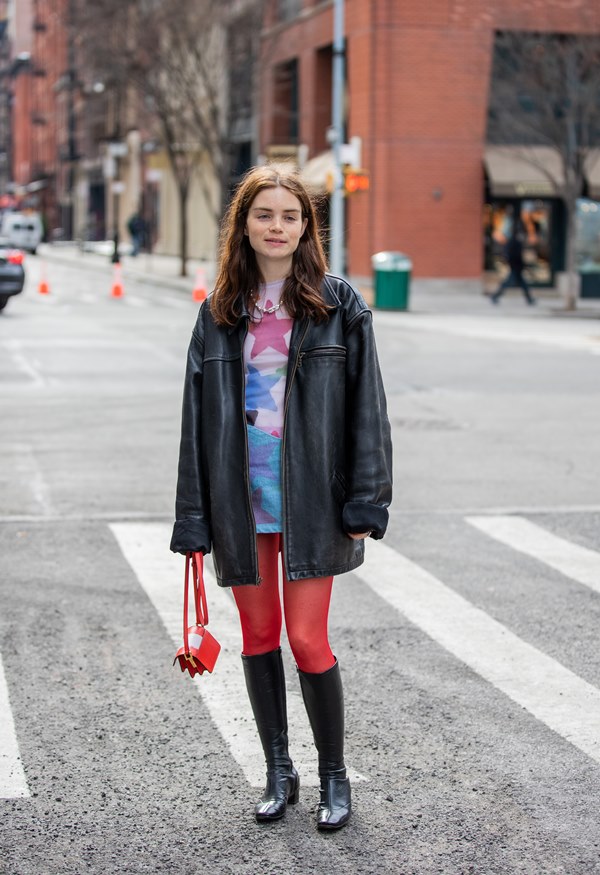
4, 340, 47, 388
6, 444, 55, 515
110, 522, 366, 787
0, 654, 30, 798
123, 295, 149, 308
387, 314, 600, 356
357, 540, 600, 764
467, 515, 600, 596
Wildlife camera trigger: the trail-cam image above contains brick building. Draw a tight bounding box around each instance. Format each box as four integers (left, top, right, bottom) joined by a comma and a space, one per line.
260, 1, 600, 284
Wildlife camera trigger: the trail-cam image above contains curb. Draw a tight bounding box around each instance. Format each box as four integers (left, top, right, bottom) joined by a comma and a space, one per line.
36, 246, 196, 296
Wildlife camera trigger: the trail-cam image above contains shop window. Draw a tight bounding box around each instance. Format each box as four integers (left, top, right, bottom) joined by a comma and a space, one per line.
577, 199, 600, 271
484, 198, 553, 286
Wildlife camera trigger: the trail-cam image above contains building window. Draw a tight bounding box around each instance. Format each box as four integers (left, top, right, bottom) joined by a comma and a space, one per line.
278, 0, 302, 22
273, 59, 299, 143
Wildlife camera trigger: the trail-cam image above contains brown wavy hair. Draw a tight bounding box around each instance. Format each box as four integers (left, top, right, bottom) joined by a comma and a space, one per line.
210, 164, 330, 326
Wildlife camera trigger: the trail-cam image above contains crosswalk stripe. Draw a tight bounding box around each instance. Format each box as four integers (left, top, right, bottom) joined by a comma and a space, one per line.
110, 522, 366, 787
466, 515, 600, 595
0, 654, 30, 798
357, 540, 600, 764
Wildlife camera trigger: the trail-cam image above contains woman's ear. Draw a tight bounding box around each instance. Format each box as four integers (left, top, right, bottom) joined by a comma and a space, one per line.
301, 218, 308, 236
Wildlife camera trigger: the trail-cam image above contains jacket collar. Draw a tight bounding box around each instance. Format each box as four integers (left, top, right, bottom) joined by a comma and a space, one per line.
321, 274, 342, 309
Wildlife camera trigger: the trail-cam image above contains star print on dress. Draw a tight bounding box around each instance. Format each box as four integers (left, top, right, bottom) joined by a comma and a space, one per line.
251, 489, 278, 525
243, 279, 292, 533
247, 425, 282, 531
245, 365, 280, 412
250, 313, 292, 358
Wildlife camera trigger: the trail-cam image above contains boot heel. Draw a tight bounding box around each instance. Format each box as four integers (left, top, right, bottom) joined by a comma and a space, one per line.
288, 776, 300, 805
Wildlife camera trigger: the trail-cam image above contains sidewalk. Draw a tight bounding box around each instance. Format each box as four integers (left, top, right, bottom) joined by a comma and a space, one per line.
37, 241, 216, 295
36, 242, 600, 319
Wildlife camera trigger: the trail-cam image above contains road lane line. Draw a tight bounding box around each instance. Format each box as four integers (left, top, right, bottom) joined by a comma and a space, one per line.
5, 340, 47, 388
110, 522, 366, 787
123, 295, 149, 308
10, 444, 55, 516
467, 515, 600, 595
382, 314, 600, 356
357, 540, 600, 764
0, 655, 30, 798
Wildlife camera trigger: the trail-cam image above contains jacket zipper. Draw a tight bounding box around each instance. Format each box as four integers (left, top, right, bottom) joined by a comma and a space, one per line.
298, 347, 346, 366
281, 320, 310, 580
240, 321, 261, 585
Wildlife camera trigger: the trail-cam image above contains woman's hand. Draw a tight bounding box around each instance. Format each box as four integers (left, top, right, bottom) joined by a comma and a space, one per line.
348, 531, 372, 540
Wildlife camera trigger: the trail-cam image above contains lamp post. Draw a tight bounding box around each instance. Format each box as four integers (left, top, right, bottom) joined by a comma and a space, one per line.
329, 0, 345, 276
62, 0, 81, 240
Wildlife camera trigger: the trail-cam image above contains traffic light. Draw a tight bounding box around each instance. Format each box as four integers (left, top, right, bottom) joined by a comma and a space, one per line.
344, 168, 370, 194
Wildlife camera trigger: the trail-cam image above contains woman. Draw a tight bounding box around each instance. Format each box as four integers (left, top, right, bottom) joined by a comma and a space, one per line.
171, 164, 392, 831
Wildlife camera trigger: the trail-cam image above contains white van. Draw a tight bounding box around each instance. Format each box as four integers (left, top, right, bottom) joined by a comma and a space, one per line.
0, 212, 43, 254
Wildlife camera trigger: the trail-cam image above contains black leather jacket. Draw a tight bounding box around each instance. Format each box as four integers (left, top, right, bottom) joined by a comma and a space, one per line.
170, 274, 393, 586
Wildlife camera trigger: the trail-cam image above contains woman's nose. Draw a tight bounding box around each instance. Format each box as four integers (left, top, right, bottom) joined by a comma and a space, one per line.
269, 216, 283, 232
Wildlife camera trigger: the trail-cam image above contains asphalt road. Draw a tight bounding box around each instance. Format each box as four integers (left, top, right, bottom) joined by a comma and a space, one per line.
1, 256, 600, 875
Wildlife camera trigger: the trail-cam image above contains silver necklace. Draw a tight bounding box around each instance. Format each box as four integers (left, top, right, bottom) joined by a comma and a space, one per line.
255, 300, 281, 314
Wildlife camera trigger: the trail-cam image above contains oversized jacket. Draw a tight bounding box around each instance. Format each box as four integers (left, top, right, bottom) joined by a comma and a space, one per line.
170, 273, 393, 586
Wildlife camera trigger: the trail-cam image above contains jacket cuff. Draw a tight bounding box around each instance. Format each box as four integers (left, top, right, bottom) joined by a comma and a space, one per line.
342, 502, 389, 540
170, 518, 211, 555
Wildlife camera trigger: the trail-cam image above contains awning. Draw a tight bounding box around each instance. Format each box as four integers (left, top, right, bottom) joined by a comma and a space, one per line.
484, 146, 564, 197
585, 149, 600, 200
300, 150, 334, 193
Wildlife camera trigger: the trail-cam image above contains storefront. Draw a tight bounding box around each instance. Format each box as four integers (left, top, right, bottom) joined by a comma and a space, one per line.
484, 146, 600, 295
483, 146, 565, 288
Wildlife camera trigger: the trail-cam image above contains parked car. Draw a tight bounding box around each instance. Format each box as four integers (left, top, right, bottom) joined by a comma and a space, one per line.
0, 211, 43, 254
0, 238, 25, 311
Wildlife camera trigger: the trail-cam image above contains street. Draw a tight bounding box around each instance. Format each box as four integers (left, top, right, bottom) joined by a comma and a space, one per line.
1, 255, 600, 875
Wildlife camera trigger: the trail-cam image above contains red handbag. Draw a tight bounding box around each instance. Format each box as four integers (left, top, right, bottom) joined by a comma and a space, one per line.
173, 551, 221, 678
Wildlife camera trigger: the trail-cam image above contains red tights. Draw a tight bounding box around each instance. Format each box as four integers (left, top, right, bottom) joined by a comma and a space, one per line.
232, 533, 335, 674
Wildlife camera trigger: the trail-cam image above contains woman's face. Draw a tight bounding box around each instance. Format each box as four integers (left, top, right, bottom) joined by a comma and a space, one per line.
245, 186, 308, 278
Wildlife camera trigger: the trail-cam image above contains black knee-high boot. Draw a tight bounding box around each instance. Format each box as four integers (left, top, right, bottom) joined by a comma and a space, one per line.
298, 660, 351, 830
242, 648, 300, 822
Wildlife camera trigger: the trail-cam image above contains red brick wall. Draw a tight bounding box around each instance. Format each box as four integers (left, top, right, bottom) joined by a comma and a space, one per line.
11, 70, 33, 185
261, 0, 600, 278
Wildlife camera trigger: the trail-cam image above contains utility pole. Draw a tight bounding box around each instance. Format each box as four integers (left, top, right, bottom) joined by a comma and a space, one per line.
329, 0, 345, 276
65, 0, 77, 241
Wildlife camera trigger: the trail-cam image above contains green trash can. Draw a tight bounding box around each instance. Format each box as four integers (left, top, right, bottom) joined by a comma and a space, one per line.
372, 251, 412, 310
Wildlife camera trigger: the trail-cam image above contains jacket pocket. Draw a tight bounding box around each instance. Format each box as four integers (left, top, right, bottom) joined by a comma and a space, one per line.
299, 346, 346, 366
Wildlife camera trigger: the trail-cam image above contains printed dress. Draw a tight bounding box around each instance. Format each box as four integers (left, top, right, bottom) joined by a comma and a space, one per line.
243, 280, 293, 532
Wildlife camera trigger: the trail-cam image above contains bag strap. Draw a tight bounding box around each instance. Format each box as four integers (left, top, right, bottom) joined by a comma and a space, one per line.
183, 551, 208, 657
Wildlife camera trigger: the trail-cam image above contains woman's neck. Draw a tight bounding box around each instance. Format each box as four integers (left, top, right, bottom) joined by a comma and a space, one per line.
256, 255, 292, 284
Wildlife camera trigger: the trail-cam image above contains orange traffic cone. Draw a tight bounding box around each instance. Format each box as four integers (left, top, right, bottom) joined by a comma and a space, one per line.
38, 260, 50, 295
192, 266, 208, 302
111, 262, 124, 298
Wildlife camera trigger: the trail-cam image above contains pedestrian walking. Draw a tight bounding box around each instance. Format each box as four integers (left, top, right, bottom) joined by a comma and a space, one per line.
170, 164, 393, 830
127, 212, 143, 257
491, 225, 536, 305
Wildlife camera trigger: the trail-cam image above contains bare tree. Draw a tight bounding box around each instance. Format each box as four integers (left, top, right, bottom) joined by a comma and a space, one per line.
74, 0, 265, 276
488, 30, 600, 310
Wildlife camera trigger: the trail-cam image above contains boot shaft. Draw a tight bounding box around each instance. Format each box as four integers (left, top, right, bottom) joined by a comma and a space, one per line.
298, 659, 345, 773
242, 648, 291, 766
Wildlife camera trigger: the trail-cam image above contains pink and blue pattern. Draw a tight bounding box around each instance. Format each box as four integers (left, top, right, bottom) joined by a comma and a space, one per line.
243, 280, 293, 532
